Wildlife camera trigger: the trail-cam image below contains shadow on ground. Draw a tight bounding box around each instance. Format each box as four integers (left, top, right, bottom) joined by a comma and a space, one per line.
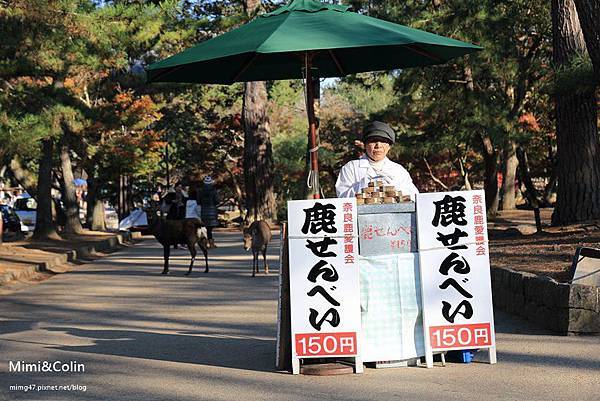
44, 327, 277, 373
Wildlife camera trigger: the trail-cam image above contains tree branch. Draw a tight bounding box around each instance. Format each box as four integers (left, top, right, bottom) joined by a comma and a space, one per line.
423, 157, 449, 190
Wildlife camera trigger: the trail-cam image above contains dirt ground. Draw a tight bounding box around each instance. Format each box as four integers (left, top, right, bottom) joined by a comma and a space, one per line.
488, 208, 600, 282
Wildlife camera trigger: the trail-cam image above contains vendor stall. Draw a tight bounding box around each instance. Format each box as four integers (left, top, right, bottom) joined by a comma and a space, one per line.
278, 189, 497, 374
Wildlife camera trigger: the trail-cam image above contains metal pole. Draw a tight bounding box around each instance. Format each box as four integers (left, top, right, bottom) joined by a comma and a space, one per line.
165, 132, 170, 190
305, 53, 320, 199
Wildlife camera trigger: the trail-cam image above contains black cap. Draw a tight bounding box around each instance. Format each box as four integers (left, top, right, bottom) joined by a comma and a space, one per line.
363, 121, 395, 144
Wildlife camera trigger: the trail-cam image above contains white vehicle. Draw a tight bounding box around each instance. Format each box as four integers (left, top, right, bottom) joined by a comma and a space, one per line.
13, 194, 66, 232
13, 195, 37, 232
118, 208, 148, 231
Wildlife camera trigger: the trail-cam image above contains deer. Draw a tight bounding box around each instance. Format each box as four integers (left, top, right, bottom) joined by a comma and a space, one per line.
146, 209, 209, 275
243, 220, 272, 277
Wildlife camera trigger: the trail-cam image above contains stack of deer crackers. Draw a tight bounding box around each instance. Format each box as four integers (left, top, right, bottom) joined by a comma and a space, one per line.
355, 180, 412, 205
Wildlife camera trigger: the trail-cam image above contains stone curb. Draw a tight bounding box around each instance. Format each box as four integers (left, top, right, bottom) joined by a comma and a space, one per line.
0, 231, 142, 286
491, 266, 600, 335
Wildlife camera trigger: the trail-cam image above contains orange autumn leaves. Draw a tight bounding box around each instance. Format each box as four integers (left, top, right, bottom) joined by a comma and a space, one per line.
98, 90, 164, 174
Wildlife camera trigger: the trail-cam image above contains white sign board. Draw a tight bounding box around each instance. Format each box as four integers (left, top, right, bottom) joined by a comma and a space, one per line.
416, 190, 496, 367
287, 198, 362, 374
571, 247, 600, 287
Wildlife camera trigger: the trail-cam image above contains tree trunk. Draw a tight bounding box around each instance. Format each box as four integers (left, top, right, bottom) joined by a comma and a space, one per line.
242, 0, 276, 224
222, 156, 246, 223
9, 158, 37, 197
33, 138, 59, 239
516, 146, 540, 207
92, 199, 105, 231
457, 155, 472, 190
117, 174, 131, 221
543, 163, 558, 206
552, 0, 600, 225
543, 136, 558, 206
500, 140, 519, 210
60, 140, 84, 234
85, 177, 95, 228
86, 177, 106, 231
480, 135, 500, 216
574, 0, 600, 83
243, 81, 277, 223
464, 63, 498, 214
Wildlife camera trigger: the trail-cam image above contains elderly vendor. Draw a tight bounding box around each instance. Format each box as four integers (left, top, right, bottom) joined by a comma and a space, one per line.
335, 121, 419, 199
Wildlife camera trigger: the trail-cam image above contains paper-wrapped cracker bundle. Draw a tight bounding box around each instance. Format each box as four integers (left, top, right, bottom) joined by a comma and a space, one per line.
363, 187, 376, 194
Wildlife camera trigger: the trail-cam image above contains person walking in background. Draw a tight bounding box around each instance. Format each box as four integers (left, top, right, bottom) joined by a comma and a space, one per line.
186, 185, 201, 220
198, 176, 219, 249
163, 182, 187, 220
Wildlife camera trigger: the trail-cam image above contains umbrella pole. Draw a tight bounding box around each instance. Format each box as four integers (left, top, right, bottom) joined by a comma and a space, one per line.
305, 53, 320, 199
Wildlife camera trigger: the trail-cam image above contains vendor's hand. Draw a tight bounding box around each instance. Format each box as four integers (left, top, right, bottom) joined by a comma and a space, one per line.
358, 175, 372, 190
379, 172, 395, 185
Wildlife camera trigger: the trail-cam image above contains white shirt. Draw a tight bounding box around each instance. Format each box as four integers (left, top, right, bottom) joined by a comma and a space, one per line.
185, 200, 201, 219
335, 155, 419, 199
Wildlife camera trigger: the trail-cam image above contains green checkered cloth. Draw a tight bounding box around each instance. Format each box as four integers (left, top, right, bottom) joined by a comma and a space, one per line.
359, 253, 425, 362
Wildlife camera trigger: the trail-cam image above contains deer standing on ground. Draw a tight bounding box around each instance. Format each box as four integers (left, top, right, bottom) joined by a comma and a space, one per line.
147, 211, 209, 275
243, 220, 272, 277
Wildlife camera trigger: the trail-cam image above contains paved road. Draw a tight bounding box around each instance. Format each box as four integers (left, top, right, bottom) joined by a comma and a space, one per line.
1, 231, 599, 401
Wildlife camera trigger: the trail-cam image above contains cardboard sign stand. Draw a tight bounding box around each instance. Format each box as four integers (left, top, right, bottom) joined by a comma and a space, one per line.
277, 225, 363, 375
291, 355, 363, 375
416, 190, 497, 368
276, 223, 292, 372
275, 238, 364, 375
281, 198, 364, 375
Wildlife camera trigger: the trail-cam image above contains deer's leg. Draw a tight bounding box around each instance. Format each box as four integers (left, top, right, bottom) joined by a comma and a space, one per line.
185, 242, 196, 276
162, 245, 170, 275
201, 242, 209, 273
252, 251, 258, 277
263, 246, 269, 274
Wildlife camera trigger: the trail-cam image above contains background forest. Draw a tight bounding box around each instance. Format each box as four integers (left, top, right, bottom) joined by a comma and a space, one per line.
1, 0, 599, 240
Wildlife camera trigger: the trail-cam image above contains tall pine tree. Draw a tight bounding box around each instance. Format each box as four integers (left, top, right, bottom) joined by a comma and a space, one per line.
242, 0, 276, 223
551, 0, 600, 225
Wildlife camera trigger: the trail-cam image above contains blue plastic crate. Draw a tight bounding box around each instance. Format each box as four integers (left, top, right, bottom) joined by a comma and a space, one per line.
446, 350, 474, 363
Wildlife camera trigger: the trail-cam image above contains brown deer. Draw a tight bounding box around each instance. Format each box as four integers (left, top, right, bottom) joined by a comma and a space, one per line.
243, 220, 272, 277
147, 210, 209, 275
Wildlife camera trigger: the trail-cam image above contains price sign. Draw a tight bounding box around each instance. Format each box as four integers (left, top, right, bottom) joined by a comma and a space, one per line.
416, 190, 497, 366
287, 198, 362, 373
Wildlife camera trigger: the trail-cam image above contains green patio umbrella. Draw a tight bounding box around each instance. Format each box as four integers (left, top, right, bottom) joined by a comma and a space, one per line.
147, 0, 481, 198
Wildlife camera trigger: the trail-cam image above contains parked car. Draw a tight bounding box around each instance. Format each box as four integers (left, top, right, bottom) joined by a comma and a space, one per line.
1, 204, 25, 240
13, 196, 37, 232
13, 195, 66, 232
